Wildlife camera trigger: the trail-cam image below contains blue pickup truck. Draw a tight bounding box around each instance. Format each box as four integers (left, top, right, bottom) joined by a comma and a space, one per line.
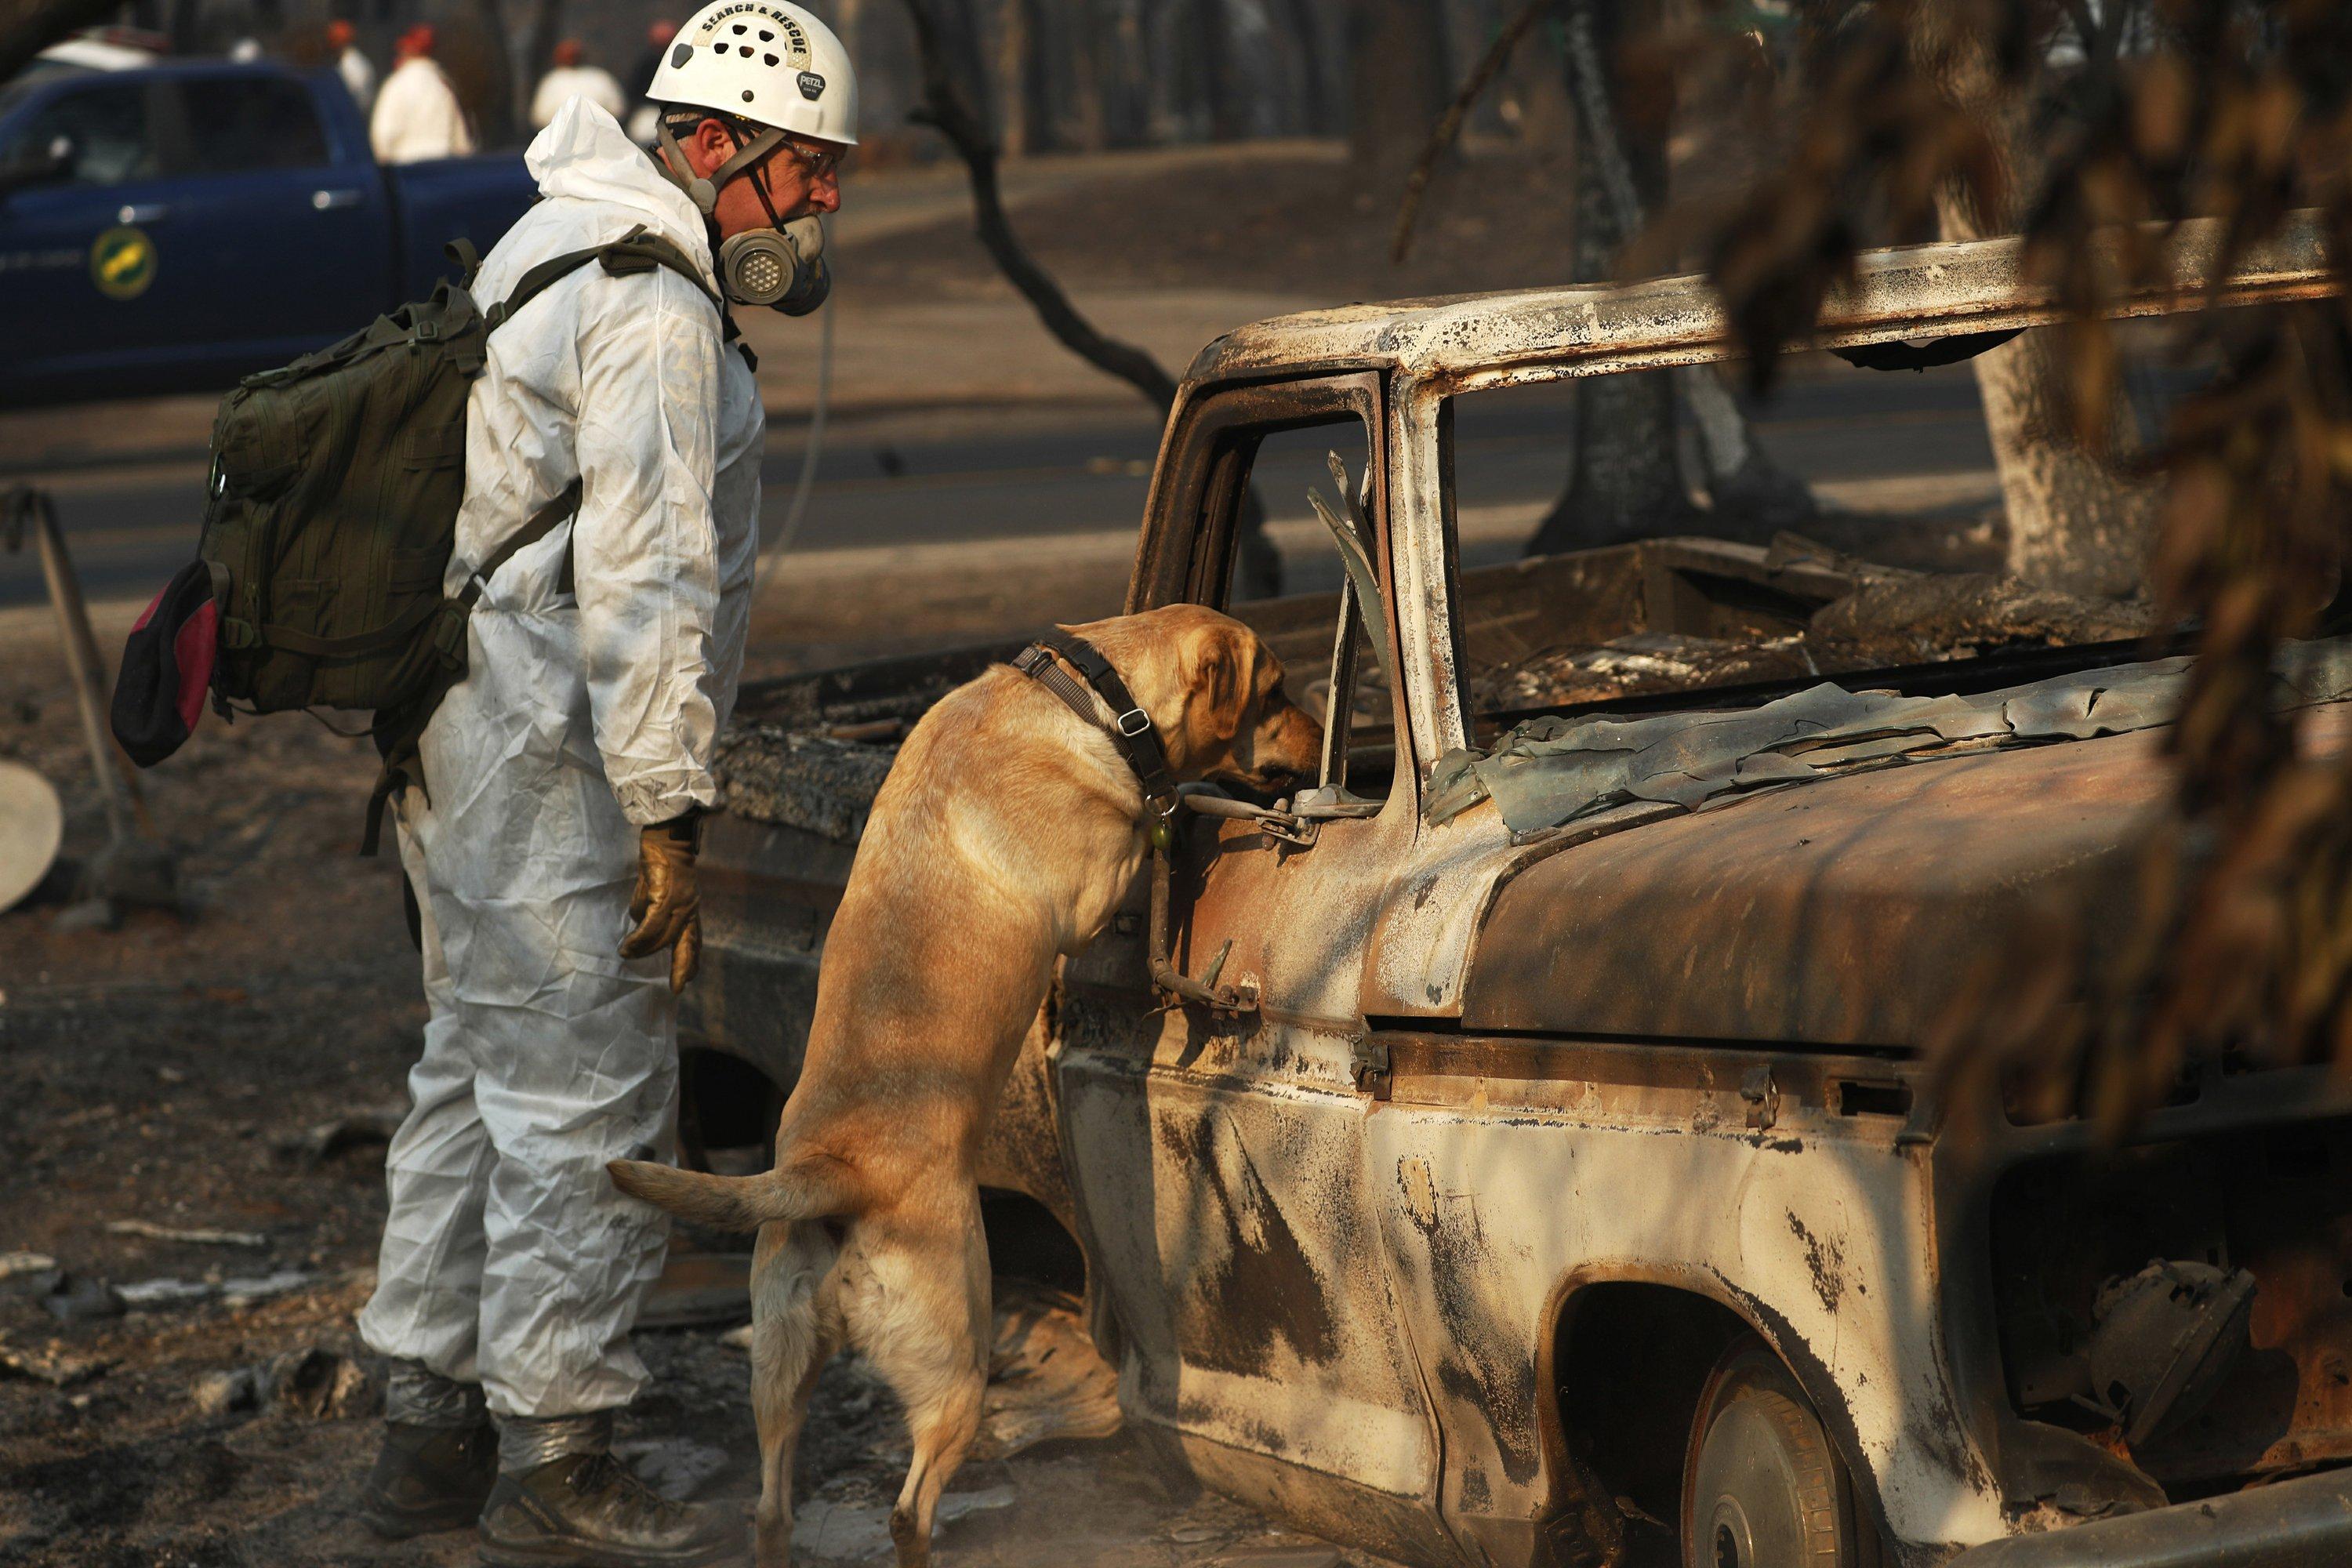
0, 58, 535, 407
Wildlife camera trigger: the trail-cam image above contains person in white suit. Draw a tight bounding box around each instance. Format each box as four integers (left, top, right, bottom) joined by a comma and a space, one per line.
351, 3, 853, 1563
368, 24, 473, 164
328, 20, 375, 111
530, 38, 627, 129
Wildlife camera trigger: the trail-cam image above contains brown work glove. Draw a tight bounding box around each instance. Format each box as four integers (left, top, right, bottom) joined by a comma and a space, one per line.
619, 814, 701, 993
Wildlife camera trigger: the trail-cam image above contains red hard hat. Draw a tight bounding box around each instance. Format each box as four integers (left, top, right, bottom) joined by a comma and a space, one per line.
553, 37, 583, 65
397, 23, 435, 56
325, 19, 354, 46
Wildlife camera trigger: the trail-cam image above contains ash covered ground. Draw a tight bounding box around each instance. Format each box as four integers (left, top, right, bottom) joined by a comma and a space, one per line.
0, 585, 1378, 1567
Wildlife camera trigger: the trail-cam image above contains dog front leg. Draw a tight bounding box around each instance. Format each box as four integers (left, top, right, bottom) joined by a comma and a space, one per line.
749, 1219, 839, 1567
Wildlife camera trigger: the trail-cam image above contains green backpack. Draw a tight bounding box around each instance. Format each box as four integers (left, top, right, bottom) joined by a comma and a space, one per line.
195, 224, 720, 854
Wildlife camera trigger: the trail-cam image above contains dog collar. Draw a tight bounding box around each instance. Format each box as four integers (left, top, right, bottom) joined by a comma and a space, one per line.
1014, 630, 1181, 845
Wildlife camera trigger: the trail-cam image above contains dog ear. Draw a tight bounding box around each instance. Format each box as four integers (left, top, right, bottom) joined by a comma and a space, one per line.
1193, 627, 1243, 743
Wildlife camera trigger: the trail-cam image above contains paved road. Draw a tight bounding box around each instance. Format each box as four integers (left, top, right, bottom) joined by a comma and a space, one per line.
0, 360, 2009, 613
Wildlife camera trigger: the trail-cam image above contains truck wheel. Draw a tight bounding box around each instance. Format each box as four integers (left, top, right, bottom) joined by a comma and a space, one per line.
1681, 1338, 1855, 1568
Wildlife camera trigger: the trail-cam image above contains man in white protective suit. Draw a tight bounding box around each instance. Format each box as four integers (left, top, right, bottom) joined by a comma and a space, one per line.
353, 4, 848, 1563
531, 38, 629, 130
369, 24, 474, 164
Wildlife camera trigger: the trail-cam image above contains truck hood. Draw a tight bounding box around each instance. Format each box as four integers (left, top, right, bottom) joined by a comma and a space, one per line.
1455, 698, 2352, 1051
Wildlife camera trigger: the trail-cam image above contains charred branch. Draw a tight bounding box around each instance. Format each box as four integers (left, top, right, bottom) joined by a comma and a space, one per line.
1392, 0, 1552, 263
896, 0, 1177, 410
0, 0, 123, 87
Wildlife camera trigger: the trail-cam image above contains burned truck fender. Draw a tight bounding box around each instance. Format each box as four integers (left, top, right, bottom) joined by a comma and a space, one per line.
1361, 1103, 2009, 1566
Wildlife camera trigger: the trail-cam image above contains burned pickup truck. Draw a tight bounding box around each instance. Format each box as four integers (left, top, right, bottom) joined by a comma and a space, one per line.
683, 217, 2352, 1568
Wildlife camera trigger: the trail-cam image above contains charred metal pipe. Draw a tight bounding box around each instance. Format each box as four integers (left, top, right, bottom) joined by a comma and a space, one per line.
1148, 844, 1254, 1013
1945, 1466, 2352, 1567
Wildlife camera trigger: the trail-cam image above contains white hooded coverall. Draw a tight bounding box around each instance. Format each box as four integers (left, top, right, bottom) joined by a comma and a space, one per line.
338, 45, 376, 113
357, 98, 764, 1420
530, 64, 628, 129
369, 55, 476, 163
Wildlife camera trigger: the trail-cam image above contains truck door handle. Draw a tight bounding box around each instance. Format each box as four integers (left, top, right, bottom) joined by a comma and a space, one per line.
310, 187, 364, 210
115, 202, 168, 225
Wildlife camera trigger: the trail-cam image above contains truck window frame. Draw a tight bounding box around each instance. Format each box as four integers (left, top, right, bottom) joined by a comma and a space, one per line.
1, 76, 165, 187
1127, 369, 1406, 804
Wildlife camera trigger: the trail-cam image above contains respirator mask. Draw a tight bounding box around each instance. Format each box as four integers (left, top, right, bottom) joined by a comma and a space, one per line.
657, 118, 833, 316
716, 216, 828, 314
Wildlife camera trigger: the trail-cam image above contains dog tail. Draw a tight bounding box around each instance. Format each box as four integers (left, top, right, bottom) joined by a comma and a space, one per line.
606, 1156, 848, 1232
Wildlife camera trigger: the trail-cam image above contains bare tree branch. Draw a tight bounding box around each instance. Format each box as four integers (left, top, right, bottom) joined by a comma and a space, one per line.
896, 0, 1177, 410
894, 0, 1278, 596
1391, 0, 1554, 263
0, 0, 125, 89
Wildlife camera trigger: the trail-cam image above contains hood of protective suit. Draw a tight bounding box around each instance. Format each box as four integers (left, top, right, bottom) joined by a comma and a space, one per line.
525, 99, 717, 289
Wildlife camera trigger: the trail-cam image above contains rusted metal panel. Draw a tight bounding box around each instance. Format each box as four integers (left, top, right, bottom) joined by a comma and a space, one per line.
1460, 702, 2352, 1050
1057, 1046, 1443, 1512
1459, 725, 2161, 1049
1058, 789, 1452, 1555
1362, 1096, 2009, 1560
1183, 214, 2335, 394
1944, 1465, 2352, 1568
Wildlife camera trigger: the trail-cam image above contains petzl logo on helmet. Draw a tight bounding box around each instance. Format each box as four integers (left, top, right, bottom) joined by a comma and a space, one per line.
797, 70, 824, 99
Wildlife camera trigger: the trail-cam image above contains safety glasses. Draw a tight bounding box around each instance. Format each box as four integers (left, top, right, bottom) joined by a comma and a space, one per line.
776, 136, 844, 183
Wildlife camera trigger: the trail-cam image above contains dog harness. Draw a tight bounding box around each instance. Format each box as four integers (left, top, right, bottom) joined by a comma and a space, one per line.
1014, 630, 1181, 848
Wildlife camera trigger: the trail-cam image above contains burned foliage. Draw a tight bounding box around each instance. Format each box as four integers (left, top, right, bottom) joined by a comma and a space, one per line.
1395, 0, 2352, 1124
1672, 0, 2352, 1131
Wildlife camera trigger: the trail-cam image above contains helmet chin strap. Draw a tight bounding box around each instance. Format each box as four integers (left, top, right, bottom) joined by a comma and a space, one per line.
654, 116, 818, 312
655, 118, 786, 217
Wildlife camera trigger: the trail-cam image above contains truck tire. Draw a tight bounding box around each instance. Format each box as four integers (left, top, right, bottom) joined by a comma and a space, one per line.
1681, 1337, 1856, 1568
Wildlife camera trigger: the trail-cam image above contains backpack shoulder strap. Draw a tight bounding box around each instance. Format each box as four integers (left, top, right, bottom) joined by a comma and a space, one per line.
483, 224, 722, 334
593, 227, 724, 317
463, 477, 584, 608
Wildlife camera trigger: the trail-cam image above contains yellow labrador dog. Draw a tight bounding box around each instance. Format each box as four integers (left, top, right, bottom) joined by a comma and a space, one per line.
610, 605, 1323, 1566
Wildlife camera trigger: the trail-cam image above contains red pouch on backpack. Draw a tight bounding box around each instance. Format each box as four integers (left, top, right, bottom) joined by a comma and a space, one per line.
112, 559, 219, 767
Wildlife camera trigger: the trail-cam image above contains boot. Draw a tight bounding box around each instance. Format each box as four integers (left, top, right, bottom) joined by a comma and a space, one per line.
360, 1419, 499, 1537
477, 1451, 740, 1566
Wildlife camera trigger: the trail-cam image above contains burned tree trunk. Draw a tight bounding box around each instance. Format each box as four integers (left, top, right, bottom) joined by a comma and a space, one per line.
1925, 24, 2158, 599
1501, 5, 1574, 149
1526, 0, 1691, 554
995, 0, 1051, 155
1528, 0, 1814, 554
1063, 0, 1109, 153
1348, 0, 1448, 181
1524, 116, 1695, 554
1272, 0, 1332, 136
1942, 267, 2158, 597
1940, 274, 2159, 598
524, 0, 563, 119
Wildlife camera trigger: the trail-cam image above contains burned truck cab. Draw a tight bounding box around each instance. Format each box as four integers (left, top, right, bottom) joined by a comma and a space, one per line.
688, 215, 2352, 1568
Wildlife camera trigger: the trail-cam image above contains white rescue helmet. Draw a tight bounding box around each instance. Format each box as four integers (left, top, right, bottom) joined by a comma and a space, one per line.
648, 0, 858, 147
